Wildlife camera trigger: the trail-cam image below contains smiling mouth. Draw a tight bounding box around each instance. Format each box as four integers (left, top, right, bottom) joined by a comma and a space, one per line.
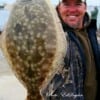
66, 15, 79, 19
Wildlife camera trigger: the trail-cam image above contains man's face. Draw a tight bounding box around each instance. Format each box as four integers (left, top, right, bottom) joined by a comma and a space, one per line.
58, 0, 86, 29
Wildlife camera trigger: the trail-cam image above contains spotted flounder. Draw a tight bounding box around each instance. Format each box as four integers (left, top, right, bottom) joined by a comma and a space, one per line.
1, 0, 67, 100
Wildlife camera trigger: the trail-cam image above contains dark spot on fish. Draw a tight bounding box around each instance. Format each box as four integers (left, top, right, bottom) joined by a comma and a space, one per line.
26, 67, 33, 78
14, 23, 22, 33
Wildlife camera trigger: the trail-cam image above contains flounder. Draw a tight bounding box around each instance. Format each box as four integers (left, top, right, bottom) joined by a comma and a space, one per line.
1, 0, 67, 99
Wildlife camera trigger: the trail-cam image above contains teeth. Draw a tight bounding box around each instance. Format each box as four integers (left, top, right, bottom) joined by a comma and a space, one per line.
69, 16, 76, 18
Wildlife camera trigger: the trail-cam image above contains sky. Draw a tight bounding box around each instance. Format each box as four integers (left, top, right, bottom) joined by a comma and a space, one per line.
0, 0, 16, 4
87, 0, 100, 6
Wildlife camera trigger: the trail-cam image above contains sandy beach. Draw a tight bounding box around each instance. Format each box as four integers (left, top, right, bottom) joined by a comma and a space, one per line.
0, 49, 26, 100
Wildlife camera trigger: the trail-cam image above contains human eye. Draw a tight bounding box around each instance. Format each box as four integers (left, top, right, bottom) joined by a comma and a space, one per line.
76, 3, 82, 6
63, 3, 70, 7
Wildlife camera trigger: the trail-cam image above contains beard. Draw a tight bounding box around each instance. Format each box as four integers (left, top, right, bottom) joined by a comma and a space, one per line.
68, 20, 83, 29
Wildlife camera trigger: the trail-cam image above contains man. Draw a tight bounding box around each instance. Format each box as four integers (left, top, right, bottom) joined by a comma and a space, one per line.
41, 0, 100, 100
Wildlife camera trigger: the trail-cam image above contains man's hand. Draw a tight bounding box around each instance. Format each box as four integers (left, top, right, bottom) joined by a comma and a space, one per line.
91, 6, 99, 19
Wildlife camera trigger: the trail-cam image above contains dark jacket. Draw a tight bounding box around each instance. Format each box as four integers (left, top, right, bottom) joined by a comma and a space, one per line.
41, 13, 100, 100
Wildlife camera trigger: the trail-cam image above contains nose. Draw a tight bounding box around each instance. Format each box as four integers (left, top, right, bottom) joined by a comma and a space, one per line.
67, 6, 77, 13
